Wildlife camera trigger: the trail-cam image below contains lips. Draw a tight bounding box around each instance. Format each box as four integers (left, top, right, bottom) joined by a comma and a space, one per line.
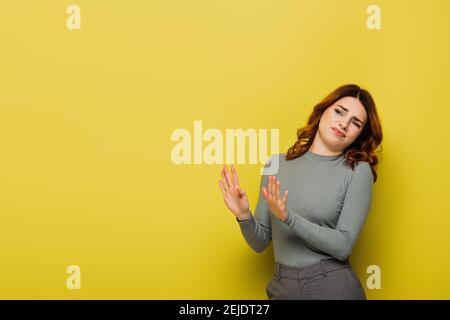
331, 127, 345, 137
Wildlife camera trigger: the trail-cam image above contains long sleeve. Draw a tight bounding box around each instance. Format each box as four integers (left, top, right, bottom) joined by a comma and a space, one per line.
236, 157, 274, 253
281, 161, 374, 261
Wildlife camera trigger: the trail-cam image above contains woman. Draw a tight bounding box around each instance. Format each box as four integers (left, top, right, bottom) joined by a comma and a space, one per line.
218, 84, 383, 300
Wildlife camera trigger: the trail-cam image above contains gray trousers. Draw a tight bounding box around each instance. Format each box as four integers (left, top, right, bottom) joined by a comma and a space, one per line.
266, 258, 367, 300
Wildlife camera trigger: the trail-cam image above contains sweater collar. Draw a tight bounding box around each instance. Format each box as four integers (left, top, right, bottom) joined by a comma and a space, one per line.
304, 150, 343, 162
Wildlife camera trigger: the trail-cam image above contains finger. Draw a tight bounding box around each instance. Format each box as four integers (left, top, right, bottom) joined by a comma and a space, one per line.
236, 186, 246, 198
275, 180, 281, 199
224, 165, 234, 189
282, 190, 288, 203
218, 179, 226, 195
231, 165, 241, 187
221, 168, 230, 191
262, 187, 268, 199
269, 176, 275, 195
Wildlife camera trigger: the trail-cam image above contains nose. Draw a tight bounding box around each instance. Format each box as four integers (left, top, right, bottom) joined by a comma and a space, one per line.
340, 116, 354, 130
338, 123, 348, 132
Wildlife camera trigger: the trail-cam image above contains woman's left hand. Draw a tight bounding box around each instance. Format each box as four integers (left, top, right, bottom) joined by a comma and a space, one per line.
262, 175, 289, 221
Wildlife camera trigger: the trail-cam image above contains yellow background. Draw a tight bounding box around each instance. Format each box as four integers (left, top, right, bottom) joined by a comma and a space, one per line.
0, 0, 449, 299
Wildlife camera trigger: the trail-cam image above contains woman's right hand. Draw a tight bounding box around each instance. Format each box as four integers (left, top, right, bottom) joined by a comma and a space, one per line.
218, 165, 251, 221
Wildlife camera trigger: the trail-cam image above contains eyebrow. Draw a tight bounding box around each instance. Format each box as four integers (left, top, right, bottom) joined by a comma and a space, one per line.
336, 104, 365, 124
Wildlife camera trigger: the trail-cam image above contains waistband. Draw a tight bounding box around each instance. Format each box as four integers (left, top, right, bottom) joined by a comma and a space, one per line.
274, 258, 352, 280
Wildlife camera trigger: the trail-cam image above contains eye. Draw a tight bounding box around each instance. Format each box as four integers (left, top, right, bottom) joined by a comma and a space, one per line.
353, 122, 361, 128
334, 109, 342, 115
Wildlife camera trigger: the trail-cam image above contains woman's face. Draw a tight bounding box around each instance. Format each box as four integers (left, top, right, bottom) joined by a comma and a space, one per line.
318, 96, 368, 151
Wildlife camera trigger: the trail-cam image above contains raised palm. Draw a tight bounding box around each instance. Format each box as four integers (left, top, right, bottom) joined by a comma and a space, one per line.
218, 165, 250, 219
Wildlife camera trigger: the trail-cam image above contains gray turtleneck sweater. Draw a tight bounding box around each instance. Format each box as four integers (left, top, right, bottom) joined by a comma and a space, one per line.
236, 151, 374, 267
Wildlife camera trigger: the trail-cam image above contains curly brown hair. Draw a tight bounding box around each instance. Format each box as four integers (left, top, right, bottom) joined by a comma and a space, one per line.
286, 84, 383, 183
